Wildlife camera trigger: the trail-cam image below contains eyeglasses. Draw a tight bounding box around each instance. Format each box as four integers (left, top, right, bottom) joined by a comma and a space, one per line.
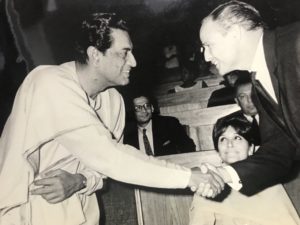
237, 93, 251, 102
134, 103, 152, 112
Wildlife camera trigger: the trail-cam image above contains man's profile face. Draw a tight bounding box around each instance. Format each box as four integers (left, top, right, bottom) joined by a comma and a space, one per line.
235, 83, 258, 116
133, 96, 153, 126
199, 18, 240, 75
98, 28, 137, 87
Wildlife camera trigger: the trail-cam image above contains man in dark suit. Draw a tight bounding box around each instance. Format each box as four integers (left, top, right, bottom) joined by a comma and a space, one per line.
124, 95, 196, 156
199, 0, 300, 201
221, 73, 261, 146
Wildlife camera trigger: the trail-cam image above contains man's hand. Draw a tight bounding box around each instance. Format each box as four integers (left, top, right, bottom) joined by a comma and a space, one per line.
31, 169, 87, 204
188, 166, 225, 198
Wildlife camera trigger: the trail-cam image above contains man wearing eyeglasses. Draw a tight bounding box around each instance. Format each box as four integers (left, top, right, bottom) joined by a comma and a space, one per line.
124, 95, 196, 156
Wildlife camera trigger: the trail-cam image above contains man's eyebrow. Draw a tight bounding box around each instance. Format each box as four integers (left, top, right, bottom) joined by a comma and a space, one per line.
123, 47, 132, 51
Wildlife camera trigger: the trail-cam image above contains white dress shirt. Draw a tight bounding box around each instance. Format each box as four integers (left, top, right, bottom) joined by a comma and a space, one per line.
244, 114, 260, 124
250, 35, 278, 103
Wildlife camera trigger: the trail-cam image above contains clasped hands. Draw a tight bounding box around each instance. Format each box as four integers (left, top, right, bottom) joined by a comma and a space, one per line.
188, 164, 225, 198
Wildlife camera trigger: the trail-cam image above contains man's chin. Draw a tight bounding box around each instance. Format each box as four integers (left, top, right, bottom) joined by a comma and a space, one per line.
217, 65, 237, 76
121, 78, 130, 86
216, 67, 227, 76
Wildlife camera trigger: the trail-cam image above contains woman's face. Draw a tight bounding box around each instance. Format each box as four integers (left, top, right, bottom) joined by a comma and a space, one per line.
217, 126, 251, 164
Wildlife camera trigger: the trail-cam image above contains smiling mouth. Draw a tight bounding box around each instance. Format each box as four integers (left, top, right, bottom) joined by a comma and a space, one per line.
123, 69, 131, 73
122, 71, 131, 78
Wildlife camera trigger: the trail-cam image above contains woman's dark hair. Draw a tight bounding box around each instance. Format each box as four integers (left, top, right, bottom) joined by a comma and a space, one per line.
75, 13, 128, 64
213, 115, 254, 150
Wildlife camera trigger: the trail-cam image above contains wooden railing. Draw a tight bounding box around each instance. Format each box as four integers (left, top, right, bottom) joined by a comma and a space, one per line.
156, 85, 225, 108
160, 104, 240, 150
153, 75, 224, 96
135, 151, 222, 225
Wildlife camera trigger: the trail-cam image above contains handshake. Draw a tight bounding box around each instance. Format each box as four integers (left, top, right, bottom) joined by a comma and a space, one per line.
187, 164, 230, 198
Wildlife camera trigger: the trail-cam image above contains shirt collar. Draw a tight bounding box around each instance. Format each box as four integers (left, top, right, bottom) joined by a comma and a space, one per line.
243, 113, 259, 123
138, 120, 152, 132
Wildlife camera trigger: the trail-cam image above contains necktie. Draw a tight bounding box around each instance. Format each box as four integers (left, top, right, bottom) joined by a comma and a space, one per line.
142, 129, 153, 155
251, 115, 261, 145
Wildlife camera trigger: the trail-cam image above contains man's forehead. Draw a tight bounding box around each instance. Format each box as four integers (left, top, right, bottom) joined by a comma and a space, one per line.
134, 96, 149, 105
200, 18, 226, 42
200, 17, 216, 30
110, 28, 133, 49
237, 83, 252, 94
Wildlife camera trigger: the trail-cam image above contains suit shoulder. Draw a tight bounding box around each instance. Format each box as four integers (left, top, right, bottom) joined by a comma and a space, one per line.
155, 115, 180, 123
226, 110, 244, 118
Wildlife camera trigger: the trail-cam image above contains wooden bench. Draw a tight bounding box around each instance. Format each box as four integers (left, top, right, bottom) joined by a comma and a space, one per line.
160, 104, 240, 150
135, 151, 222, 225
156, 85, 225, 108
153, 75, 224, 96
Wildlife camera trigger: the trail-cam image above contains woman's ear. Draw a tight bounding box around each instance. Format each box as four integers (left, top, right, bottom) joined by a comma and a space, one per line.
248, 144, 255, 156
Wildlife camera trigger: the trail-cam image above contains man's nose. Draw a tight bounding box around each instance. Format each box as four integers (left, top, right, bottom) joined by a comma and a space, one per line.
246, 95, 253, 104
128, 52, 137, 67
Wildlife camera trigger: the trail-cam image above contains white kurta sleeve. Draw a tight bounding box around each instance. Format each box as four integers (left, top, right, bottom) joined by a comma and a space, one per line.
77, 164, 106, 195
56, 125, 191, 189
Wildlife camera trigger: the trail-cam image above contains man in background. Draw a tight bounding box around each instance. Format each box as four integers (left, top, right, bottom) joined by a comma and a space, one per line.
219, 73, 260, 146
124, 95, 196, 156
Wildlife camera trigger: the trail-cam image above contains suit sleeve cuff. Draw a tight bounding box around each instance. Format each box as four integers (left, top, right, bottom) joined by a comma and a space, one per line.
223, 165, 242, 190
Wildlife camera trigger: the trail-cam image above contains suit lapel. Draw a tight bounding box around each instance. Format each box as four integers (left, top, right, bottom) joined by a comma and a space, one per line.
260, 30, 296, 138
152, 116, 160, 154
132, 126, 140, 149
252, 76, 291, 138
263, 30, 281, 102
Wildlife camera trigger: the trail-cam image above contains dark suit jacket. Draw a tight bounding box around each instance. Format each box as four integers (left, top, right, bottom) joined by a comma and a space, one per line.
123, 115, 196, 156
231, 22, 300, 195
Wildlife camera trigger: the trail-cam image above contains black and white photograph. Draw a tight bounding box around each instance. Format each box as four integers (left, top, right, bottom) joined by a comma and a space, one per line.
1, 0, 300, 224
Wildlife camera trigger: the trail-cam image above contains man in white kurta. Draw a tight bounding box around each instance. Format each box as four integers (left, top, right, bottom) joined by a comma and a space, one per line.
0, 61, 192, 224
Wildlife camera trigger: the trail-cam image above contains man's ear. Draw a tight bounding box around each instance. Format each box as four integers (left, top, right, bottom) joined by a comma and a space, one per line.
87, 46, 102, 66
234, 97, 239, 105
151, 105, 154, 113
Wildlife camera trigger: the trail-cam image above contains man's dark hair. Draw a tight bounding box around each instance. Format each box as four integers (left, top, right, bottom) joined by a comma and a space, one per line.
75, 13, 128, 64
233, 70, 252, 96
205, 0, 266, 32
